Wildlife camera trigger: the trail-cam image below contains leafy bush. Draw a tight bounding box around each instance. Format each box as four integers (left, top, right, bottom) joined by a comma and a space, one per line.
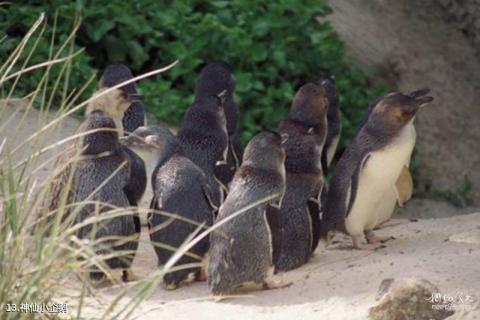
1, 0, 386, 147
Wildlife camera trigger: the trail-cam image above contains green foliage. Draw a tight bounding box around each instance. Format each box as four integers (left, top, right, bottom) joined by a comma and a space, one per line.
1, 0, 386, 147
0, 5, 97, 108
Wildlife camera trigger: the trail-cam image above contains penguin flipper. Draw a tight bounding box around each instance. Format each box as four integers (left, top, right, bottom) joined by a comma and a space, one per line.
394, 165, 413, 207
229, 134, 243, 168
122, 146, 147, 206
345, 154, 370, 218
307, 197, 321, 253
203, 184, 219, 214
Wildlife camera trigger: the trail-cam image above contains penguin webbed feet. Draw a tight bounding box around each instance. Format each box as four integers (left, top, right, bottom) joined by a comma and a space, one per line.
365, 230, 395, 245
351, 235, 385, 250
351, 231, 394, 250
262, 278, 292, 290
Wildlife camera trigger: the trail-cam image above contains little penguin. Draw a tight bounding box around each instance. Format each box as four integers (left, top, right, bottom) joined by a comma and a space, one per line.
122, 126, 216, 289
40, 88, 143, 232
73, 111, 140, 281
208, 131, 287, 297
266, 82, 327, 272
320, 89, 434, 249
100, 63, 146, 135
195, 61, 243, 186
177, 93, 228, 208
85, 88, 147, 208
318, 77, 342, 227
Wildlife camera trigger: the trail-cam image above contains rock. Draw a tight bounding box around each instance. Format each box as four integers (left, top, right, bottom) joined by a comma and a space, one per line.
369, 278, 454, 320
394, 198, 476, 219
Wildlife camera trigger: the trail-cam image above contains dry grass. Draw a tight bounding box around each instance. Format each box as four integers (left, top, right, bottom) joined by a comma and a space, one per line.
0, 14, 279, 320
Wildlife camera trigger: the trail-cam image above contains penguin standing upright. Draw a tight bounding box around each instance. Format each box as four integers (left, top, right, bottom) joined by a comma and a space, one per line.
74, 111, 140, 281
100, 63, 146, 134
85, 88, 147, 209
320, 89, 434, 249
195, 61, 243, 186
318, 77, 342, 221
40, 89, 143, 231
177, 94, 228, 207
122, 126, 216, 289
267, 82, 327, 272
208, 131, 287, 296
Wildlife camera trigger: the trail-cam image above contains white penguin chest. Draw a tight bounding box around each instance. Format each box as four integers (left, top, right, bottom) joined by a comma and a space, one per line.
137, 151, 158, 211
345, 122, 416, 236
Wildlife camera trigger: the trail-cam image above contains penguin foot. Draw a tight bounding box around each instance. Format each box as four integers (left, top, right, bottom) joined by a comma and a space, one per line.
212, 295, 229, 302
365, 231, 394, 245
352, 236, 384, 250
196, 268, 207, 282
263, 278, 292, 290
122, 270, 139, 282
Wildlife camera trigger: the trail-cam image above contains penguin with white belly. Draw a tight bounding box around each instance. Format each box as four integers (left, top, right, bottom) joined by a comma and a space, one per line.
320, 89, 434, 249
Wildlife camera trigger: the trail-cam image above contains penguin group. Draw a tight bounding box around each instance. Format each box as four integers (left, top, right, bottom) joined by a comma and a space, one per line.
43, 61, 434, 297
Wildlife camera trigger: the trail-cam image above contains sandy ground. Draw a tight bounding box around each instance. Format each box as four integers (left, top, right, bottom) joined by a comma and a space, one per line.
70, 213, 480, 320
2, 100, 479, 319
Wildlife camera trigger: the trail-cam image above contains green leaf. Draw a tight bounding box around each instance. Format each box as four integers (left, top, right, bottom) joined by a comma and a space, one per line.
87, 19, 114, 42
251, 45, 268, 62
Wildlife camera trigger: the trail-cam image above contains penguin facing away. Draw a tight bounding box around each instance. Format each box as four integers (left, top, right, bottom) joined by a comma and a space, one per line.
267, 82, 328, 272
73, 111, 140, 281
177, 94, 228, 208
195, 61, 243, 186
208, 131, 287, 297
320, 89, 434, 249
100, 63, 146, 134
122, 126, 216, 289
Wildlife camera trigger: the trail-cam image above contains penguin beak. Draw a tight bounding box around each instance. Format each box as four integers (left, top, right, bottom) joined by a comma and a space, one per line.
408, 88, 434, 108
415, 96, 434, 108
408, 88, 430, 99
216, 90, 228, 104
145, 135, 161, 149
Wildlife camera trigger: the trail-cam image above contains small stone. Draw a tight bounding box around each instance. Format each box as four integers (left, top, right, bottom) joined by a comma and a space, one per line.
369, 278, 454, 320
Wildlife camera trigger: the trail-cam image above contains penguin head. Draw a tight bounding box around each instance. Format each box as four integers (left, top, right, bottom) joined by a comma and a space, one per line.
242, 130, 287, 170
195, 61, 235, 99
86, 88, 142, 129
120, 126, 178, 161
100, 63, 138, 95
367, 88, 434, 135
320, 77, 339, 107
194, 61, 237, 133
183, 95, 227, 135
289, 82, 328, 127
81, 111, 119, 155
